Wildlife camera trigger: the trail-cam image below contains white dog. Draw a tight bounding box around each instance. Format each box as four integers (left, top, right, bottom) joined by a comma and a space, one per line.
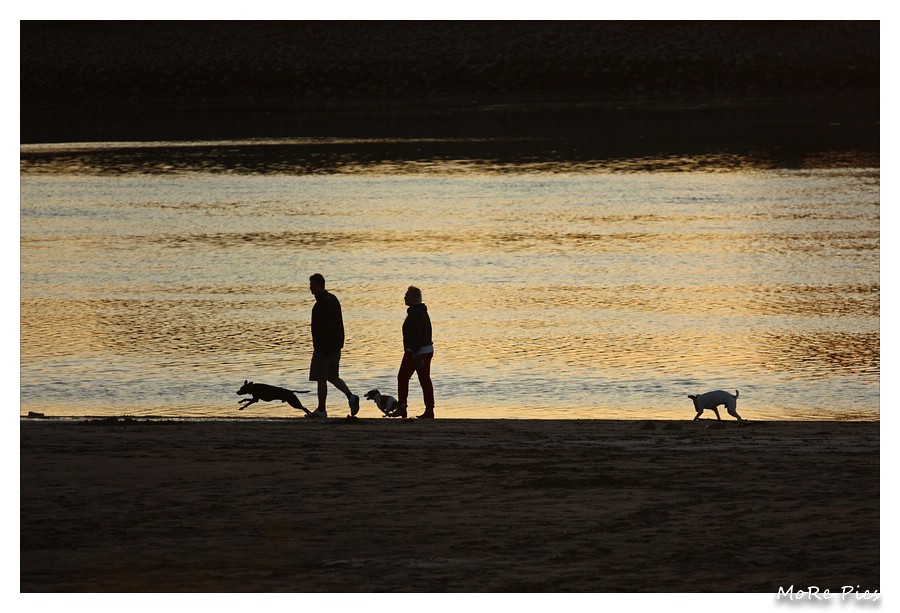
364, 389, 407, 418
688, 389, 742, 421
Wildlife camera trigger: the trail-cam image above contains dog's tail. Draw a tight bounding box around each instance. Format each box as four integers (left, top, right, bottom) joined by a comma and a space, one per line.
291, 390, 311, 394
734, 390, 739, 399
688, 394, 696, 400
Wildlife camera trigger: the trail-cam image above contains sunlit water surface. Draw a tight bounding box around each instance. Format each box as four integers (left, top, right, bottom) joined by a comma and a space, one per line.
20, 141, 879, 420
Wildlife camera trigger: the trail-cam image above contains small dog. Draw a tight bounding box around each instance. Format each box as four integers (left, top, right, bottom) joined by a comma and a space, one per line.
689, 389, 742, 421
237, 380, 311, 415
364, 389, 407, 418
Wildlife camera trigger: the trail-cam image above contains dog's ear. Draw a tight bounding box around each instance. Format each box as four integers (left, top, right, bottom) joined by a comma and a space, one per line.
244, 380, 249, 385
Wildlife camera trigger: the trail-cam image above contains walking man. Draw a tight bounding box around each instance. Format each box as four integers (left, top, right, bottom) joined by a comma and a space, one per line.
307, 273, 360, 419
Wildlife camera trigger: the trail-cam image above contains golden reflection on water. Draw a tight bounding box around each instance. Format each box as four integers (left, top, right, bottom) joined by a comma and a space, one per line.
20, 158, 879, 420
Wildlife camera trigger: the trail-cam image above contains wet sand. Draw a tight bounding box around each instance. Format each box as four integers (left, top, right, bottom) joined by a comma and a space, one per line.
20, 418, 878, 593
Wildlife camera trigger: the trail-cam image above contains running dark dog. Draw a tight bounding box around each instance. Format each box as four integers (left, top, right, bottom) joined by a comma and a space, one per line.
236, 380, 311, 415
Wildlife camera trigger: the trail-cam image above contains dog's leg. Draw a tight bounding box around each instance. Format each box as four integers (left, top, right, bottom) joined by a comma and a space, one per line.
693, 410, 702, 421
285, 394, 311, 415
238, 398, 258, 410
712, 407, 722, 420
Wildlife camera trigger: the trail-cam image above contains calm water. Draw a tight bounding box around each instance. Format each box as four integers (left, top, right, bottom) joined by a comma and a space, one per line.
20, 139, 880, 420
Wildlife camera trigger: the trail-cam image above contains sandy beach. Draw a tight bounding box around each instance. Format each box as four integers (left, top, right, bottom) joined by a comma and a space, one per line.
19, 418, 878, 593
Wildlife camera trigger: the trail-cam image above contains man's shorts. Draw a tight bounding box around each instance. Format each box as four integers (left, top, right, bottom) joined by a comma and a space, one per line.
309, 349, 341, 381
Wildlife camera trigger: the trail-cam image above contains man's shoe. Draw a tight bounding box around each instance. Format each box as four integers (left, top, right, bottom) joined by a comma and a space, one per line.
417, 407, 434, 419
309, 407, 327, 419
349, 395, 360, 417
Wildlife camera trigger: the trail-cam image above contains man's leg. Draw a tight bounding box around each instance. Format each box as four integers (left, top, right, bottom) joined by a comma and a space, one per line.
327, 377, 360, 416
328, 375, 353, 400
309, 350, 329, 417
317, 379, 328, 410
326, 350, 360, 416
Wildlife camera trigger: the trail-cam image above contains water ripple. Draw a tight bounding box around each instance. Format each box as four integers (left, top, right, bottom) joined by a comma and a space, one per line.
20, 163, 879, 420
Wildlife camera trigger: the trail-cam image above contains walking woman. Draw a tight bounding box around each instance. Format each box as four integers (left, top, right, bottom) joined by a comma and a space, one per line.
397, 286, 435, 419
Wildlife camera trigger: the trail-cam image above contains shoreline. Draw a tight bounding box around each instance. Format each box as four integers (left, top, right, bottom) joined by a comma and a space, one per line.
21, 419, 879, 592
19, 414, 883, 423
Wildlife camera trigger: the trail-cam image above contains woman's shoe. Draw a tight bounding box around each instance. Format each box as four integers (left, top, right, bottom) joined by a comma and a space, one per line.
417, 407, 434, 419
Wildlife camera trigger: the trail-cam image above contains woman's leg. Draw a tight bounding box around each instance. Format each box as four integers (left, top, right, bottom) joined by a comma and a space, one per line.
416, 352, 434, 409
397, 351, 416, 404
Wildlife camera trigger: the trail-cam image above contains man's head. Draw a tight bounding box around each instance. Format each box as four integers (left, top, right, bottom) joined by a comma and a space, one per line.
405, 285, 422, 306
309, 273, 326, 295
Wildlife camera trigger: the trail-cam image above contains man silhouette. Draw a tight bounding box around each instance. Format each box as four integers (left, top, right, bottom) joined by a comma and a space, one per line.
307, 273, 360, 419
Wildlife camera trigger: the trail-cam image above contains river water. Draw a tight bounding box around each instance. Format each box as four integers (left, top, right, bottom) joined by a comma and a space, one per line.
20, 137, 879, 420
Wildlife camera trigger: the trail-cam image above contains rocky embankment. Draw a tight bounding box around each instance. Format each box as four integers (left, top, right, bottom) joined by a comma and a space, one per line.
22, 21, 878, 111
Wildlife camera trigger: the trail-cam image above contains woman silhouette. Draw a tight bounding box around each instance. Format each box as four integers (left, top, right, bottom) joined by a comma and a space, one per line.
397, 286, 435, 419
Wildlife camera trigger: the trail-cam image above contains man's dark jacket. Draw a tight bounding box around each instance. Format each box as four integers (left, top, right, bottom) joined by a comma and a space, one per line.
311, 290, 344, 352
